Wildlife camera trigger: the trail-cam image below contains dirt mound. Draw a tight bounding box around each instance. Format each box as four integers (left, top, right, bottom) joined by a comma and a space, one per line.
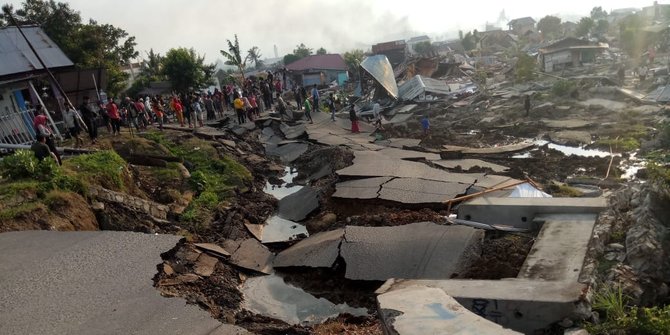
461, 233, 535, 279
0, 191, 98, 232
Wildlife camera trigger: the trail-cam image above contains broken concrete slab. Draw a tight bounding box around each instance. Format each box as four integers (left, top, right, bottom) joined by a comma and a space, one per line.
241, 274, 367, 326
332, 177, 393, 200
194, 243, 231, 257
265, 142, 309, 164
374, 147, 440, 161
274, 229, 344, 268
341, 223, 483, 280
230, 239, 274, 274
518, 214, 597, 282
194, 126, 228, 139
433, 159, 509, 173
379, 178, 469, 204
443, 142, 534, 155
379, 279, 587, 334
0, 231, 247, 335
386, 104, 417, 116
380, 138, 422, 149
377, 285, 521, 335
541, 119, 593, 129
474, 175, 521, 189
337, 153, 482, 184
245, 216, 309, 244
280, 123, 306, 139
193, 253, 218, 277
457, 197, 607, 230
278, 186, 319, 222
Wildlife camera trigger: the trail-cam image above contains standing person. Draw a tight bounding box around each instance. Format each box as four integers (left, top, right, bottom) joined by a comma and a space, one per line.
349, 105, 359, 133
311, 84, 320, 112
183, 94, 193, 128
242, 93, 254, 122
32, 106, 62, 165
372, 102, 383, 130
421, 114, 430, 137
294, 86, 303, 110
328, 93, 336, 121
524, 95, 531, 117
171, 96, 185, 127
107, 98, 121, 135
274, 79, 282, 95
135, 98, 149, 130
62, 104, 83, 148
152, 98, 164, 130
191, 94, 204, 127
233, 94, 246, 124
79, 96, 98, 144
249, 93, 259, 118
204, 95, 215, 120
303, 95, 313, 124
276, 96, 288, 120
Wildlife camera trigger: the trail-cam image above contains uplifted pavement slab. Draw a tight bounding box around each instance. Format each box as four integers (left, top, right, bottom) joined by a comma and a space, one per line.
337, 153, 482, 184
379, 279, 586, 334
374, 147, 440, 161
274, 229, 344, 268
278, 186, 319, 221
280, 123, 306, 139
379, 178, 469, 204
377, 285, 521, 335
443, 142, 534, 155
230, 238, 274, 274
341, 223, 483, 280
0, 231, 251, 335
332, 177, 393, 199
378, 138, 422, 149
265, 142, 308, 163
433, 159, 509, 173
518, 214, 597, 282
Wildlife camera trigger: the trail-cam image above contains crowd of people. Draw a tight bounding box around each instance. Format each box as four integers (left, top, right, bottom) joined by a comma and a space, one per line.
28, 71, 356, 164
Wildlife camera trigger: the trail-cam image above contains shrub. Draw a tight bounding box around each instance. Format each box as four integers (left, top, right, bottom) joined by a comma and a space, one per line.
552, 80, 576, 97
64, 151, 127, 190
0, 150, 40, 179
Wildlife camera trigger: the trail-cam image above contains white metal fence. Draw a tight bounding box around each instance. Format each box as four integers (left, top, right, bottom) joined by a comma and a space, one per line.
0, 107, 37, 145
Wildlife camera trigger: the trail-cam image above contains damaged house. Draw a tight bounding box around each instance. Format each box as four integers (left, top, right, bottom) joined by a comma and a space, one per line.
285, 54, 349, 87
372, 40, 407, 67
538, 37, 609, 72
507, 17, 536, 36
0, 25, 74, 145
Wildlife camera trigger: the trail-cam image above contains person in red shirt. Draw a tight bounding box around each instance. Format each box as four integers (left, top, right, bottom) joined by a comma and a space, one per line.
107, 98, 121, 135
171, 96, 184, 127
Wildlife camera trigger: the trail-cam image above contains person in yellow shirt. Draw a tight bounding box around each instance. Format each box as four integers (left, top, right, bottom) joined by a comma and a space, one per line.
233, 94, 246, 124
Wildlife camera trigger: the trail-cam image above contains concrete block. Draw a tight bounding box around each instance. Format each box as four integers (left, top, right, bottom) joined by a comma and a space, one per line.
380, 279, 587, 334
274, 229, 344, 268
518, 214, 597, 281
457, 197, 607, 230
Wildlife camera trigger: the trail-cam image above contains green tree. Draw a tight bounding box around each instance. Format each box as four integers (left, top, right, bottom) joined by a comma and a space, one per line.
537, 15, 562, 39
247, 46, 263, 69
283, 53, 300, 65
619, 14, 646, 58
140, 49, 164, 81
413, 41, 435, 56
590, 6, 607, 20
516, 53, 536, 82
293, 43, 312, 58
461, 31, 477, 51
594, 19, 609, 36
162, 47, 215, 93
220, 34, 247, 84
575, 17, 594, 37
316, 47, 327, 55
343, 49, 364, 79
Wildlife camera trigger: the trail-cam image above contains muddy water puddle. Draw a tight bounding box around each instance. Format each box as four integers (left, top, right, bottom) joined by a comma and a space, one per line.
259, 216, 309, 243
241, 274, 368, 326
513, 140, 619, 158
264, 167, 302, 200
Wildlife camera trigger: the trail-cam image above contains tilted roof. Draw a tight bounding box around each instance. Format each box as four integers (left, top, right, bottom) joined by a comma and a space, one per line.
0, 26, 74, 79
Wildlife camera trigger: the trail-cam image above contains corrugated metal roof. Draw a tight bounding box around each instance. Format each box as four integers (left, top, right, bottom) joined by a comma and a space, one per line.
398, 75, 453, 101
0, 26, 74, 78
360, 55, 398, 99
285, 54, 347, 71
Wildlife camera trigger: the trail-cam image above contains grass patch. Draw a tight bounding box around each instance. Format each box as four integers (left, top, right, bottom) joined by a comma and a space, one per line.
586, 285, 670, 334
0, 180, 39, 199
596, 137, 641, 151
547, 183, 582, 197
0, 202, 43, 220
154, 162, 183, 181
140, 132, 251, 224
63, 151, 127, 191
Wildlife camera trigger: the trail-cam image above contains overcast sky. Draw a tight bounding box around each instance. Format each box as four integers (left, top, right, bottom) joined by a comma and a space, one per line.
5, 0, 662, 63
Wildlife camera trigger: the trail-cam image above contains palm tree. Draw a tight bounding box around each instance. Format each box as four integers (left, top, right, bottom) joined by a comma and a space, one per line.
247, 46, 263, 69
220, 34, 247, 84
